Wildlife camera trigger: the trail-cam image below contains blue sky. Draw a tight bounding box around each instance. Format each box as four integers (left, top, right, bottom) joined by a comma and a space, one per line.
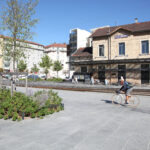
1, 0, 150, 46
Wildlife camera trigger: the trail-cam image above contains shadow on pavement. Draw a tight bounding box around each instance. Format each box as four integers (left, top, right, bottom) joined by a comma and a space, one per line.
101, 99, 128, 107
101, 99, 112, 104
101, 100, 150, 114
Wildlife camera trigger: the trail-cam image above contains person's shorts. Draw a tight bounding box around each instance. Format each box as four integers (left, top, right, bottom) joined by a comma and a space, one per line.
126, 88, 133, 96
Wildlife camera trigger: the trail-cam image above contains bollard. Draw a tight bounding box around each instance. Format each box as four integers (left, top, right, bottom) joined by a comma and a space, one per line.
22, 112, 25, 120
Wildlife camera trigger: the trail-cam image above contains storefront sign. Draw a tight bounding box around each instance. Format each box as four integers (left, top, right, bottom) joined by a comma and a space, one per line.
114, 34, 128, 39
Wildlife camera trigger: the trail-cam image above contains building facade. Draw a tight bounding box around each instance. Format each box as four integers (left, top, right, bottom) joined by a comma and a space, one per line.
68, 28, 91, 77
69, 28, 91, 54
71, 21, 150, 84
0, 35, 45, 73
70, 47, 92, 81
22, 42, 44, 73
0, 35, 69, 78
45, 43, 69, 78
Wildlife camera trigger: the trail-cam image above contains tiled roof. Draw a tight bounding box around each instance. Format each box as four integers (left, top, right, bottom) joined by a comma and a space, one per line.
0, 35, 44, 47
72, 47, 92, 57
90, 21, 150, 38
45, 43, 67, 48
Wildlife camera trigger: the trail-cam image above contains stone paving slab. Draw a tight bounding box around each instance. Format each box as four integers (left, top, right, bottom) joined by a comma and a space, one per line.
0, 87, 150, 150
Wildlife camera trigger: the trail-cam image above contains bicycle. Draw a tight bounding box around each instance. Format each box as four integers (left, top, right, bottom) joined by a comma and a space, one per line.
111, 90, 140, 108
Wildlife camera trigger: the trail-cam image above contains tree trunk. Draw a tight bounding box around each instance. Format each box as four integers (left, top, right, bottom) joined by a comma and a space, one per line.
57, 71, 58, 78
46, 73, 47, 80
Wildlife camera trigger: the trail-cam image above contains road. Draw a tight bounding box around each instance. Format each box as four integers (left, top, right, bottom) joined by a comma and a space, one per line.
0, 87, 150, 150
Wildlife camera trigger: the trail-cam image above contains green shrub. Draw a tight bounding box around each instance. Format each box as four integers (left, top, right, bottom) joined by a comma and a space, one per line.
46, 78, 63, 82
7, 110, 13, 118
12, 112, 18, 121
0, 109, 5, 115
0, 89, 63, 121
31, 113, 36, 118
50, 109, 55, 114
37, 112, 41, 118
17, 117, 22, 121
39, 109, 46, 116
4, 115, 8, 120
0, 114, 3, 119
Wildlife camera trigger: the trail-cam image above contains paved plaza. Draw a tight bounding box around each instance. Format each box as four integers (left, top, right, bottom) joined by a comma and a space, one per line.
0, 87, 150, 150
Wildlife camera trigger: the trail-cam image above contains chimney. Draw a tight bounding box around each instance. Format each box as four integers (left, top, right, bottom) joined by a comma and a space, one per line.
135, 18, 138, 23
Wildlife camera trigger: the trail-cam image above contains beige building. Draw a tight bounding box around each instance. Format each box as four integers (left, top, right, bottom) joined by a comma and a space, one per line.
71, 21, 150, 84
45, 43, 69, 78
0, 35, 69, 78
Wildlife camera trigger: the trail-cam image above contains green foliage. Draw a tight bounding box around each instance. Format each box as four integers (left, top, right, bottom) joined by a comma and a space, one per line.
37, 111, 41, 118
26, 77, 63, 82
0, 89, 63, 121
0, 114, 3, 119
39, 55, 53, 79
17, 60, 27, 72
7, 110, 13, 118
0, 0, 39, 71
0, 108, 5, 115
4, 115, 9, 120
31, 113, 36, 118
17, 117, 22, 121
53, 60, 63, 78
33, 89, 63, 106
31, 64, 39, 73
46, 78, 63, 82
48, 90, 62, 105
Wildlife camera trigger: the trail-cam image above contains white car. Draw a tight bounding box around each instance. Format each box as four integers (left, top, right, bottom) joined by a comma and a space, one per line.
39, 74, 46, 79
18, 75, 26, 79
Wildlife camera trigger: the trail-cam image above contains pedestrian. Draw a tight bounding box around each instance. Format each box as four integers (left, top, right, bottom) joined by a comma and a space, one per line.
74, 76, 78, 84
105, 78, 109, 85
91, 75, 95, 85
72, 75, 75, 83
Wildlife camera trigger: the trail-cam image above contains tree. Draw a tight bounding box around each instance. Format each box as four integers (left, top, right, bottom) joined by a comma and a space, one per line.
0, 0, 38, 72
17, 60, 27, 72
39, 55, 53, 79
53, 60, 63, 78
31, 64, 39, 74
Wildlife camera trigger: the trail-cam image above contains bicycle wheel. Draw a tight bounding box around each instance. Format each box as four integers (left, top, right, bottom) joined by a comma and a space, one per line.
128, 95, 140, 108
112, 94, 123, 105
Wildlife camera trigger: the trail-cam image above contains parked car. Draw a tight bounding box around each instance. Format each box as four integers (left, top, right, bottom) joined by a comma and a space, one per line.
63, 76, 72, 82
18, 75, 26, 79
28, 74, 40, 80
38, 74, 46, 80
2, 74, 11, 79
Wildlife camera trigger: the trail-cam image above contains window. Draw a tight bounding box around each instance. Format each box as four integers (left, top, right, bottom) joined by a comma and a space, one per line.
99, 45, 104, 56
119, 43, 125, 55
81, 66, 87, 73
142, 40, 149, 54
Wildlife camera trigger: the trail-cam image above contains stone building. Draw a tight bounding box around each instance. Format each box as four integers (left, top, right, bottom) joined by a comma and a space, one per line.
71, 21, 150, 84
44, 43, 69, 78
0, 35, 44, 73
0, 35, 69, 78
70, 47, 92, 81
